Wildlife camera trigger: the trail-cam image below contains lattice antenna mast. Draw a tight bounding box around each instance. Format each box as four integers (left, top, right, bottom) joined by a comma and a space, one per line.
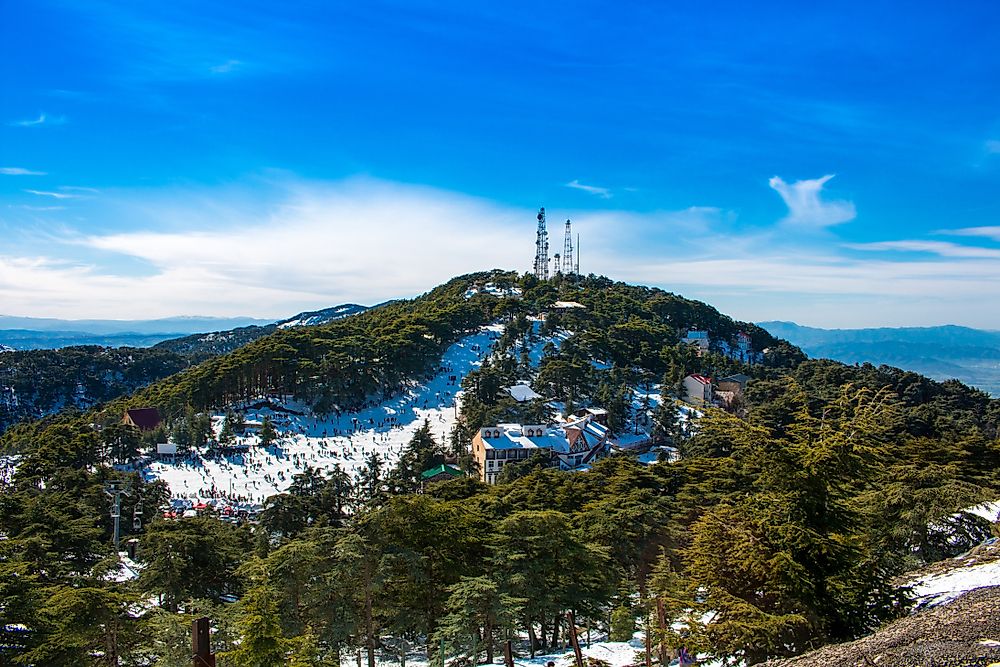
533, 207, 549, 280
563, 220, 574, 275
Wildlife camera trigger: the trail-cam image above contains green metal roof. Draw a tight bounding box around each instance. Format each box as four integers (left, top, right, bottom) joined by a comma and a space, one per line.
420, 464, 464, 480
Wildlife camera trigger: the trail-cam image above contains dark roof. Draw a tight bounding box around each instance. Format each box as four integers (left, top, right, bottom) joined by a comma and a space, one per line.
719, 374, 751, 384
124, 407, 161, 430
420, 464, 464, 480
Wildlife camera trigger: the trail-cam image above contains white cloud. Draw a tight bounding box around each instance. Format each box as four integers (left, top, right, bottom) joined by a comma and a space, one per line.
4, 175, 1000, 328
565, 179, 612, 199
986, 139, 1000, 154
2, 179, 531, 319
0, 167, 46, 176
769, 174, 856, 228
942, 226, 1000, 242
845, 240, 1000, 259
24, 189, 83, 200
210, 59, 243, 74
59, 186, 101, 194
9, 113, 66, 127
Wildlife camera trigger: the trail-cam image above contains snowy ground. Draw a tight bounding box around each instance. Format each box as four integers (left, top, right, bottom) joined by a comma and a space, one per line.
131, 323, 585, 505
905, 497, 1000, 608
908, 555, 1000, 607
365, 631, 714, 667
132, 324, 504, 503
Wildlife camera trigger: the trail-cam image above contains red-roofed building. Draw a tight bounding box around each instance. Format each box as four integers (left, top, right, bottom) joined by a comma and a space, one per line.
123, 407, 162, 431
683, 374, 713, 406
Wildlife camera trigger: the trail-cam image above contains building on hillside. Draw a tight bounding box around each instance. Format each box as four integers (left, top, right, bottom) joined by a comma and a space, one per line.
736, 331, 752, 355
156, 442, 178, 462
506, 382, 543, 403
471, 415, 611, 484
683, 374, 713, 406
551, 300, 586, 310
717, 374, 750, 395
420, 464, 464, 489
681, 330, 710, 354
123, 407, 161, 431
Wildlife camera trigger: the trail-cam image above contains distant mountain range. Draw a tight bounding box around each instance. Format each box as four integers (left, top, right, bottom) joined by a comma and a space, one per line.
0, 306, 368, 351
759, 321, 1000, 396
0, 314, 272, 335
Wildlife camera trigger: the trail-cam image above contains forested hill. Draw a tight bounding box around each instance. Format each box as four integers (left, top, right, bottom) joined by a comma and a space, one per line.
0, 303, 369, 433
0, 271, 793, 452
2, 271, 998, 666
152, 303, 369, 361
0, 346, 192, 433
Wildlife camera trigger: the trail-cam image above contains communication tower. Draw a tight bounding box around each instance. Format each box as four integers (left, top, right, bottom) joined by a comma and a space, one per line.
562, 220, 574, 275
533, 207, 549, 280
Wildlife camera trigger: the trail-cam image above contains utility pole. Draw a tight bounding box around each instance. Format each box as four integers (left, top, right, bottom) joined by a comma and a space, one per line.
104, 480, 131, 553
192, 617, 216, 667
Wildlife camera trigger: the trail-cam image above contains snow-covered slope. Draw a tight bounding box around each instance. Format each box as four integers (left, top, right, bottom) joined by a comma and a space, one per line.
904, 499, 1000, 608
133, 323, 589, 504
131, 318, 681, 506
276, 303, 369, 329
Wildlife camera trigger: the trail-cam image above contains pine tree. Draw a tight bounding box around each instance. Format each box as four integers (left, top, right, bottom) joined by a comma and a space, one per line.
388, 419, 442, 494
226, 560, 290, 667
259, 415, 277, 447
437, 576, 524, 664
356, 452, 386, 508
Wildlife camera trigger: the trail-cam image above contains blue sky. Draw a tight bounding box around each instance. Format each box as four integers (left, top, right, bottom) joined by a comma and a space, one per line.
3, 1, 1000, 326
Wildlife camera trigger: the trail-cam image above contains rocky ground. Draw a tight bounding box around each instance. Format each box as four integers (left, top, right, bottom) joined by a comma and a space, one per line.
760, 586, 1000, 667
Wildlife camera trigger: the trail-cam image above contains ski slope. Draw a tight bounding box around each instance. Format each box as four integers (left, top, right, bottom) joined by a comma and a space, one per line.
134, 323, 571, 504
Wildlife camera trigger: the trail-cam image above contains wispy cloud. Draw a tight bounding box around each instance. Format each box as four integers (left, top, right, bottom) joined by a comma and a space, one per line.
565, 179, 612, 199
59, 186, 101, 194
9, 113, 66, 128
0, 167, 46, 176
986, 140, 1000, 154
769, 174, 856, 228
943, 226, 1000, 242
845, 239, 1000, 259
13, 205, 68, 212
210, 59, 243, 74
24, 189, 85, 200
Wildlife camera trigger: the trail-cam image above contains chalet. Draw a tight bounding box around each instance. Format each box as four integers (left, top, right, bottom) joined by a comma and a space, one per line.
471, 415, 611, 484
681, 330, 710, 353
683, 374, 713, 406
506, 382, 542, 403
123, 407, 161, 431
420, 464, 464, 488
